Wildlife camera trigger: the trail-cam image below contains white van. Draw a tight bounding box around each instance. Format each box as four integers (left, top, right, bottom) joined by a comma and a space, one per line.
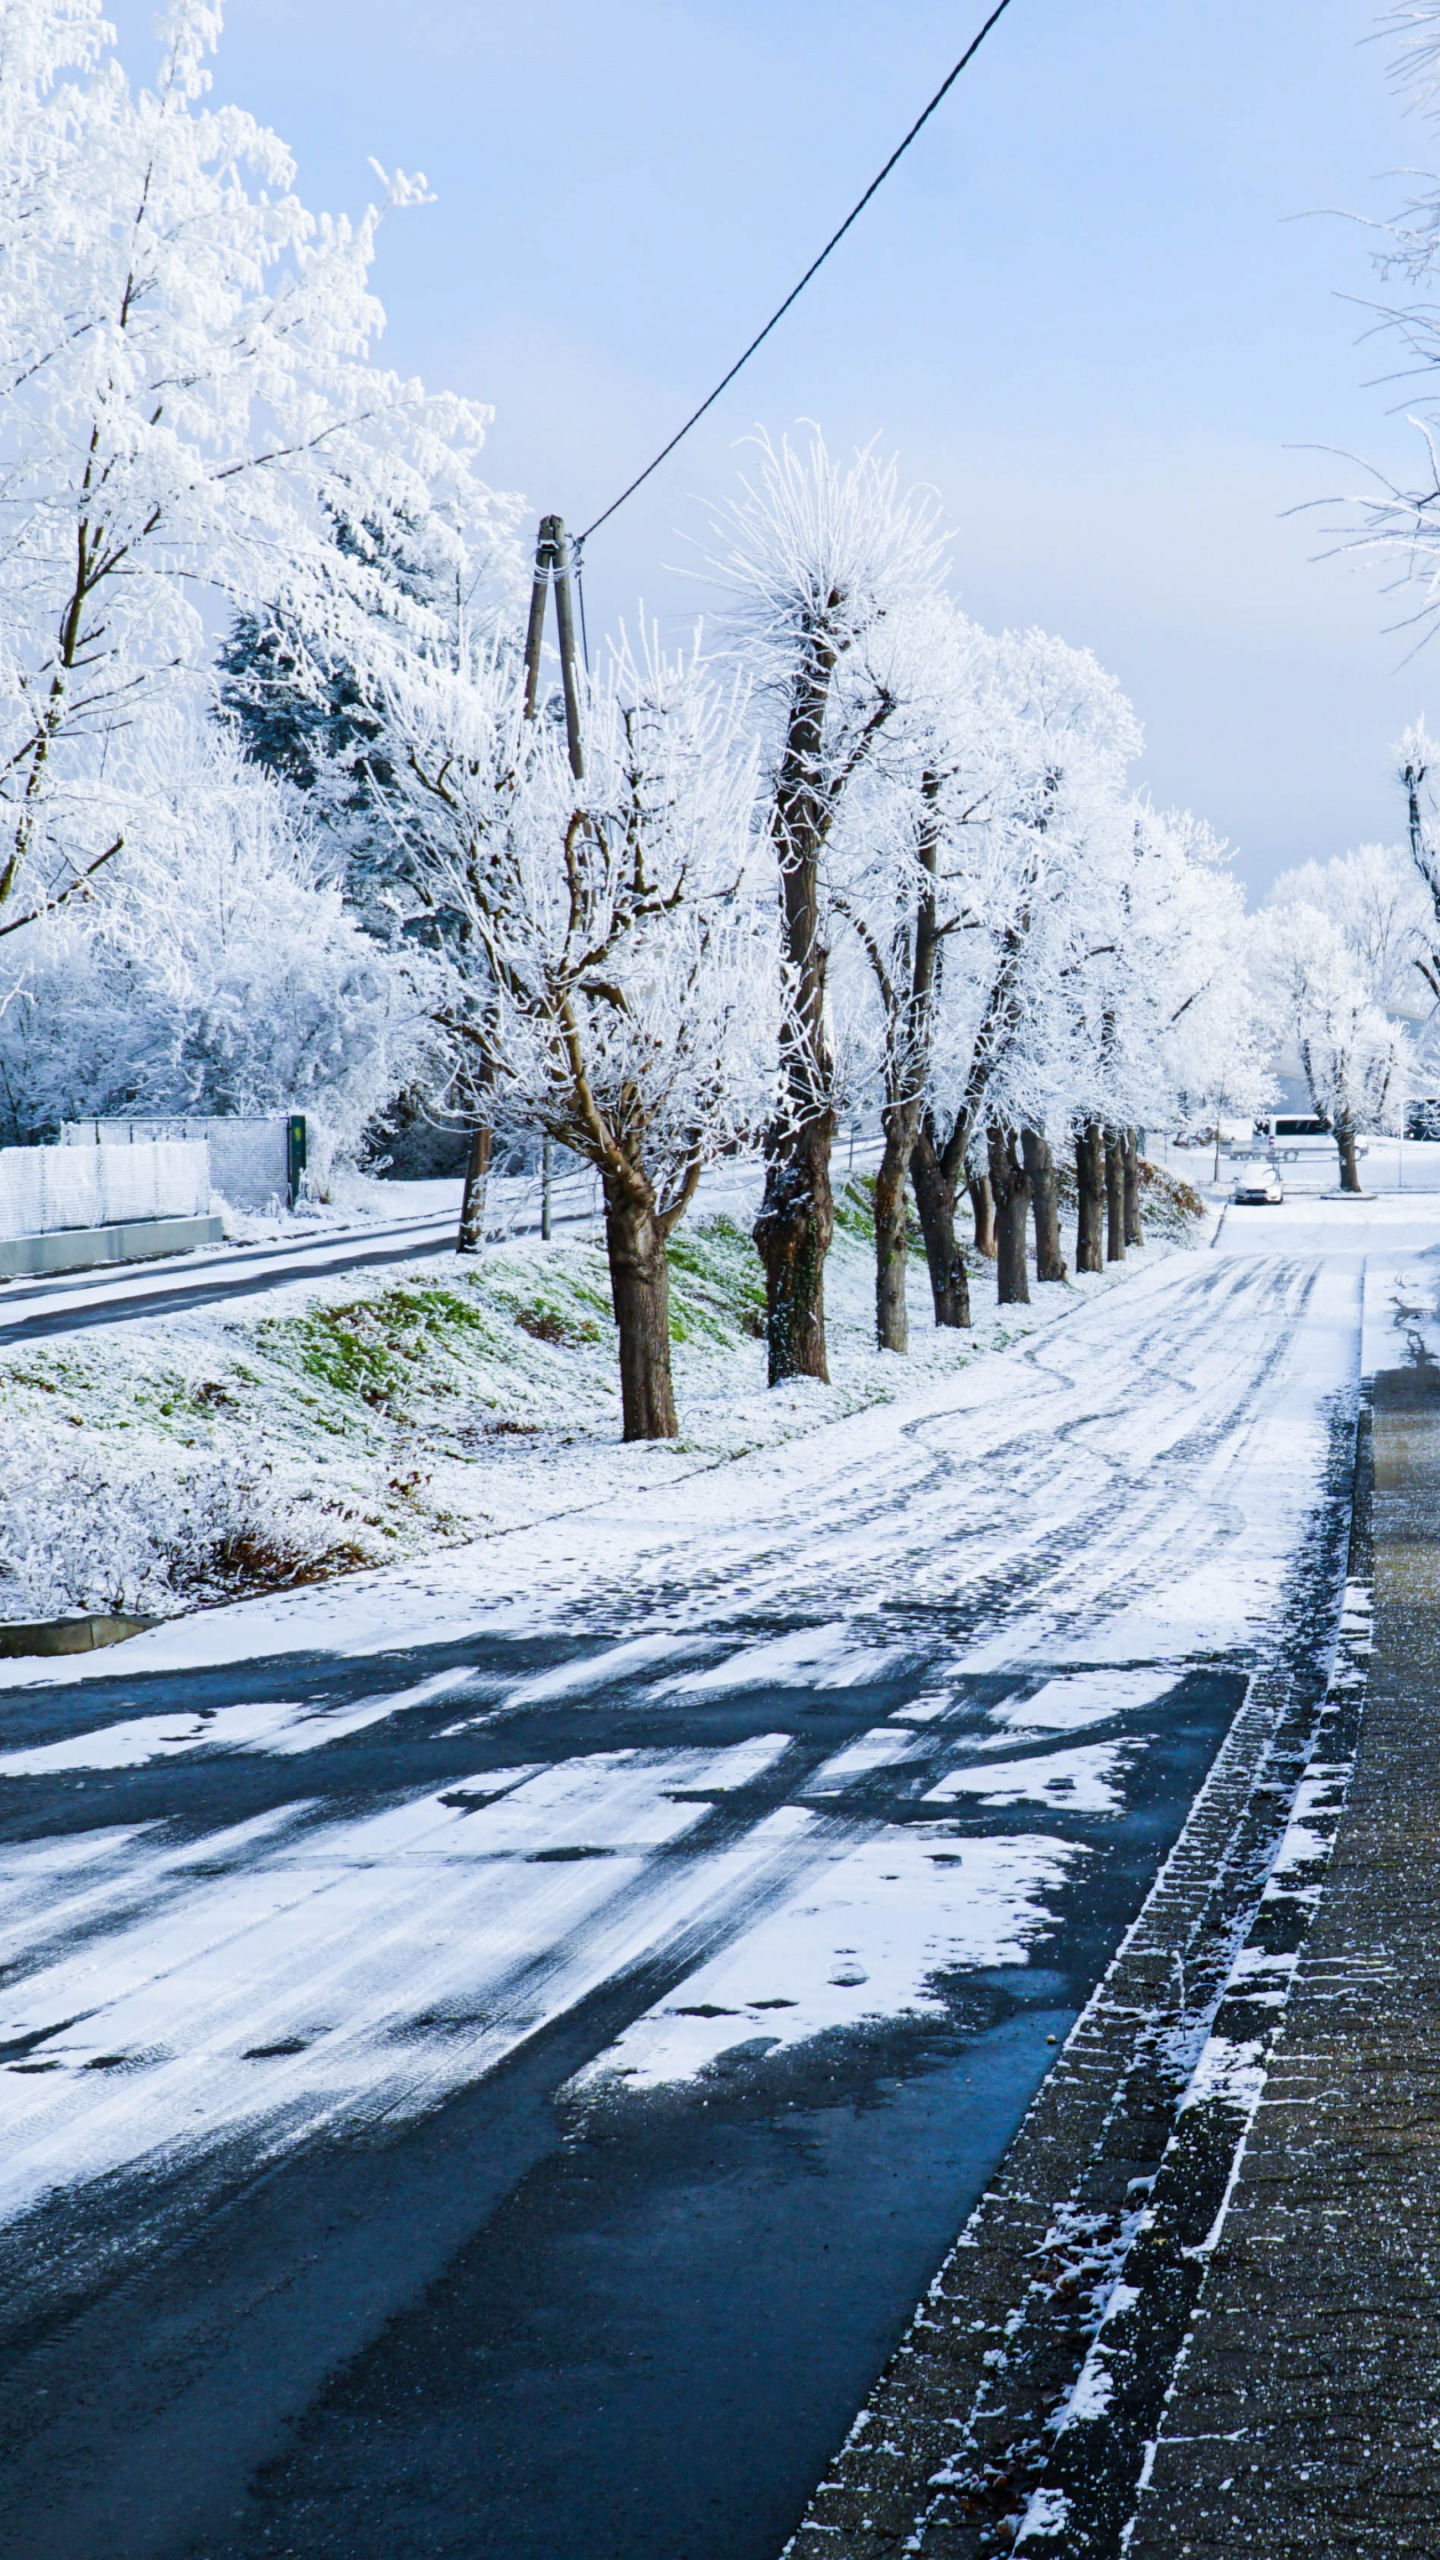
1255, 1116, 1365, 1166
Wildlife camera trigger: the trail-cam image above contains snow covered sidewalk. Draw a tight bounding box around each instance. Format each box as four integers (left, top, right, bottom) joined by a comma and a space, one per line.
1117, 1253, 1440, 2556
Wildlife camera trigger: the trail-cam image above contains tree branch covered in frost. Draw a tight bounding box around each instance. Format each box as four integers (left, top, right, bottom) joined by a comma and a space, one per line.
1253, 900, 1408, 1179
703, 428, 950, 1382
1329, 5, 1440, 618
360, 629, 782, 1436
0, 0, 518, 937
0, 715, 437, 1174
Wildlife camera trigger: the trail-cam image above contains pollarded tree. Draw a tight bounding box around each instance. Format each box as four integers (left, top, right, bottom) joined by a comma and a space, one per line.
909, 628, 1144, 1312
710, 430, 946, 1384
1255, 901, 1407, 1189
825, 598, 1016, 1350
371, 634, 778, 1440
0, 0, 510, 939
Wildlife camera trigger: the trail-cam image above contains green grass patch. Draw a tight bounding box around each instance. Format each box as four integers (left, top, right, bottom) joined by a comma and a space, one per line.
667, 1215, 767, 1345
833, 1173, 925, 1257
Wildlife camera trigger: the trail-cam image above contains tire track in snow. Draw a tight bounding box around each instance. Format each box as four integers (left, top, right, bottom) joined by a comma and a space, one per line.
0, 1241, 1359, 2560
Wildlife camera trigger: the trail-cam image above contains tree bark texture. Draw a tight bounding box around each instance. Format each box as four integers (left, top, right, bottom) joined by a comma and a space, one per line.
1021, 1127, 1067, 1282
874, 1114, 913, 1354
756, 1118, 835, 1382
970, 1175, 997, 1259
866, 769, 945, 1355
988, 1125, 1031, 1307
1075, 1124, 1105, 1274
603, 1182, 679, 1441
456, 1125, 492, 1256
911, 1122, 971, 1328
1122, 1128, 1143, 1247
1336, 1122, 1362, 1192
1104, 1127, 1126, 1262
755, 639, 839, 1385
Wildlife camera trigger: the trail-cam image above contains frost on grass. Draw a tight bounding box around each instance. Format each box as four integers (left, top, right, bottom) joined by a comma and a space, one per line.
0, 1421, 372, 1622
0, 1196, 1200, 1627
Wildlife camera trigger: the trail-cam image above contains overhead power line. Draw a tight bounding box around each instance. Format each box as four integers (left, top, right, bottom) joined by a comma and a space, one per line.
577, 0, 1019, 547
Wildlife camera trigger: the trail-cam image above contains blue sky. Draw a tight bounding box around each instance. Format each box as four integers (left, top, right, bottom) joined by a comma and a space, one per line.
120, 0, 1440, 893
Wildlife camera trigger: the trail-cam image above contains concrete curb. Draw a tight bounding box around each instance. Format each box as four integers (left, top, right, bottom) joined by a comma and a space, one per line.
0, 1612, 157, 1660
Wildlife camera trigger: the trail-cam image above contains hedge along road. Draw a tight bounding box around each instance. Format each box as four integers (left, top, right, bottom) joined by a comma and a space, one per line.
0, 1200, 1408, 2560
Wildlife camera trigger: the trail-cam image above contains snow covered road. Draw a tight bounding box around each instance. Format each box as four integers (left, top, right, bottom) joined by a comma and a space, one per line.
0, 1213, 1394, 2559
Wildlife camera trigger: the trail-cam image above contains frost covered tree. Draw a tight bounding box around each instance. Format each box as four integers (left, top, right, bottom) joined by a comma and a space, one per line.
0, 713, 431, 1174
366, 634, 777, 1440
1392, 722, 1440, 1026
216, 496, 522, 934
1255, 902, 1406, 1189
823, 599, 1002, 1350
0, 0, 510, 940
903, 629, 1144, 1312
1268, 839, 1427, 1016
711, 431, 946, 1384
1125, 808, 1269, 1157
1333, 7, 1440, 628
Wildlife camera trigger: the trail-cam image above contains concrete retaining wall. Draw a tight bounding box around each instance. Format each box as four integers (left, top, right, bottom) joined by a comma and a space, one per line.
0, 1213, 223, 1279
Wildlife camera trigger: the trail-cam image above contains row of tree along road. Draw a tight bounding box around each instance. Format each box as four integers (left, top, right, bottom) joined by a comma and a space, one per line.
9, 1, 1440, 1435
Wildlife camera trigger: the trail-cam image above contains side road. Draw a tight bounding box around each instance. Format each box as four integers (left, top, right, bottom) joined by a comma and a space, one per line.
787, 1245, 1440, 2559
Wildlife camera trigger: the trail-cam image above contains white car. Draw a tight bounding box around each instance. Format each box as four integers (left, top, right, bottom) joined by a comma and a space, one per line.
1231, 1159, 1284, 1205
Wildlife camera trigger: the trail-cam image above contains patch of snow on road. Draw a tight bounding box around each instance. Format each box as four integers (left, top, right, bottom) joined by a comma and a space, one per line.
991, 1670, 1180, 1733
668, 1732, 794, 1790
655, 1622, 911, 1697
0, 1665, 484, 1775
501, 1631, 711, 1708
569, 1826, 1077, 2093
0, 1744, 828, 2226
803, 1728, 923, 1792
924, 1742, 1140, 1814
1016, 2487, 1071, 2540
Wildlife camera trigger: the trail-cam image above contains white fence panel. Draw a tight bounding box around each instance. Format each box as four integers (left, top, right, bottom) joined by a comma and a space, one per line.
0, 1141, 210, 1241
64, 1117, 293, 1212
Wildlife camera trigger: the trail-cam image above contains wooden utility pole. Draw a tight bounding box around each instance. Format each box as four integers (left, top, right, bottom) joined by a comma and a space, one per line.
517, 514, 582, 1266
521, 515, 585, 782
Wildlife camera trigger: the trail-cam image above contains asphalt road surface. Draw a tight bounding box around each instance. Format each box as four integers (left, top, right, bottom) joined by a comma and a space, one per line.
0, 1240, 1361, 2559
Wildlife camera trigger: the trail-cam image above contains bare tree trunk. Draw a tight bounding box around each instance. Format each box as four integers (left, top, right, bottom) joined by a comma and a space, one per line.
970, 1175, 997, 1259
911, 1122, 971, 1327
1336, 1120, 1362, 1193
755, 646, 838, 1386
988, 1125, 1031, 1306
603, 1182, 679, 1441
755, 1119, 834, 1382
456, 1125, 492, 1255
1075, 1124, 1105, 1273
1104, 1127, 1126, 1262
1022, 1127, 1067, 1281
874, 1107, 916, 1353
1122, 1129, 1143, 1246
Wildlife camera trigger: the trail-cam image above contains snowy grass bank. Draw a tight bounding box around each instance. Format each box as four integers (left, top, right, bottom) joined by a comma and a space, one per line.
0, 1168, 1205, 1628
